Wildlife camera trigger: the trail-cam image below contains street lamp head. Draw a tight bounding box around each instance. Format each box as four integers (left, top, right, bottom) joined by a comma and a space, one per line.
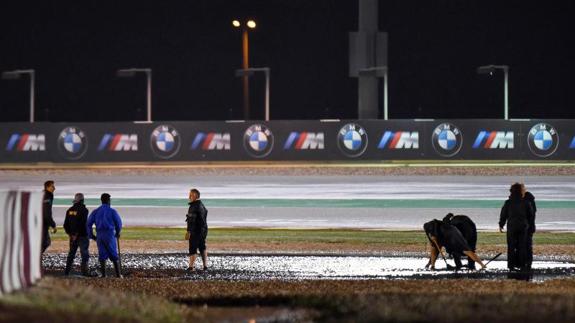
246, 20, 256, 29
477, 65, 496, 75
2, 72, 22, 80
232, 20, 241, 28
117, 70, 136, 77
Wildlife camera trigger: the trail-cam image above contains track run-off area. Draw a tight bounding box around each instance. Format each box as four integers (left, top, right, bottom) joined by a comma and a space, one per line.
2, 166, 574, 231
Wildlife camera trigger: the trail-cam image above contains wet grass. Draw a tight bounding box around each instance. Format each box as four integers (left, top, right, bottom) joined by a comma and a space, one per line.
0, 278, 186, 323
51, 227, 575, 245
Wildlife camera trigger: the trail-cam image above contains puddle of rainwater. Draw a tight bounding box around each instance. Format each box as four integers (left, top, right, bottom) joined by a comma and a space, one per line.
43, 254, 575, 282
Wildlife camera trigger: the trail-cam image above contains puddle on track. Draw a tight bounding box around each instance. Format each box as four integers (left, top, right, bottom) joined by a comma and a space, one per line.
44, 254, 575, 282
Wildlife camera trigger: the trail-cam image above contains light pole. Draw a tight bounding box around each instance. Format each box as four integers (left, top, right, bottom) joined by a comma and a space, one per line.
117, 68, 152, 122
232, 19, 256, 120
359, 66, 388, 120
235, 67, 270, 121
2, 69, 35, 123
477, 65, 509, 120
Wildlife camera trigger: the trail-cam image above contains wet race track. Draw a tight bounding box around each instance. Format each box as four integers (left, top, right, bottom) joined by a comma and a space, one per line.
3, 173, 575, 230
43, 253, 575, 282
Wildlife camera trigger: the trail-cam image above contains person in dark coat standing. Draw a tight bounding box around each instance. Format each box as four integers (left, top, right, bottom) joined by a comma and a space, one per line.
185, 188, 208, 271
87, 193, 123, 277
63, 193, 90, 276
522, 184, 537, 269
42, 180, 57, 253
499, 183, 535, 270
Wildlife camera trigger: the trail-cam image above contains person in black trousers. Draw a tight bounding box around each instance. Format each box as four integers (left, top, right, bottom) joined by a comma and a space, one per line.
522, 184, 537, 269
499, 183, 535, 271
185, 188, 208, 271
63, 193, 90, 276
42, 180, 57, 254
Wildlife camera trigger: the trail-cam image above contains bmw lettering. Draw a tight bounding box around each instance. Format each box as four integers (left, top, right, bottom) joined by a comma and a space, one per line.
378, 131, 419, 149
284, 132, 324, 150
472, 131, 514, 149
57, 127, 88, 160
337, 123, 368, 157
98, 134, 138, 151
431, 123, 463, 157
6, 133, 46, 152
191, 132, 231, 151
150, 125, 181, 159
243, 124, 274, 158
527, 123, 559, 157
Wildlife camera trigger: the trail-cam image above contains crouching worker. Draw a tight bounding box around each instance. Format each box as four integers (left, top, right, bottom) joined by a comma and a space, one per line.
87, 193, 123, 277
64, 193, 90, 276
424, 219, 486, 270
442, 213, 478, 270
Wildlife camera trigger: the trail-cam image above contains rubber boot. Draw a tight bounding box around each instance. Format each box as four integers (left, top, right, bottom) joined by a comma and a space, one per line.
112, 260, 122, 278
81, 262, 89, 277
99, 260, 107, 277
64, 257, 74, 276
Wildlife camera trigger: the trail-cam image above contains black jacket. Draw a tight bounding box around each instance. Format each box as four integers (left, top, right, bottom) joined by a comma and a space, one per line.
42, 191, 56, 231
443, 214, 477, 251
424, 219, 472, 254
63, 202, 89, 237
186, 200, 208, 236
499, 197, 535, 232
524, 192, 537, 234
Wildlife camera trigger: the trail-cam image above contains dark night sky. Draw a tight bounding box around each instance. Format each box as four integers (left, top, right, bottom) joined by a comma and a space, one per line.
0, 0, 574, 122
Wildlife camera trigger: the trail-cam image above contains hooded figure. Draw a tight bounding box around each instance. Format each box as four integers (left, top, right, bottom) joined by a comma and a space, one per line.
442, 213, 478, 269
86, 193, 123, 277
424, 219, 485, 270
500, 183, 535, 270
523, 190, 537, 269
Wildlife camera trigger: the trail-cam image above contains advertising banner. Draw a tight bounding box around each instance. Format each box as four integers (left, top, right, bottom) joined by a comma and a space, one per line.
0, 120, 574, 162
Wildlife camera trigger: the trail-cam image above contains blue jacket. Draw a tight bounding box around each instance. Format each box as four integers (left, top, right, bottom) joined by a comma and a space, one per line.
86, 204, 122, 239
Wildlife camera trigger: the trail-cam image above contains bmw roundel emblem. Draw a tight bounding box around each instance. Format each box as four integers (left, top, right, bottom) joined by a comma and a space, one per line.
150, 124, 181, 159
527, 123, 559, 157
57, 126, 88, 160
337, 123, 368, 157
243, 124, 274, 158
432, 123, 463, 157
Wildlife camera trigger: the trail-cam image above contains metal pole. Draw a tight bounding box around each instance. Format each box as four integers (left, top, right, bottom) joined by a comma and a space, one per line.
265, 69, 270, 121
383, 70, 388, 120
242, 29, 250, 119
504, 67, 509, 120
29, 70, 35, 123
146, 70, 152, 122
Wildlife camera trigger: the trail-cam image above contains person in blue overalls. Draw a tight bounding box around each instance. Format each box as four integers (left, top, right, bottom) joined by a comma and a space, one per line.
87, 193, 123, 277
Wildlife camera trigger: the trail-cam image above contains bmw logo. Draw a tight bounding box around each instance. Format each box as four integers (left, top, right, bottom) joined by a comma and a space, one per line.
243, 124, 274, 158
337, 123, 368, 157
432, 123, 463, 157
527, 123, 559, 157
150, 124, 181, 159
57, 127, 88, 160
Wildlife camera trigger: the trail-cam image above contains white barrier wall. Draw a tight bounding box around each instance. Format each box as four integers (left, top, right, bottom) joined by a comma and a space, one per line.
0, 191, 42, 295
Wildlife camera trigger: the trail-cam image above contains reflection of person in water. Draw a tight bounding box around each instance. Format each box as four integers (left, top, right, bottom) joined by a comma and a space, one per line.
424, 219, 486, 270
442, 213, 478, 270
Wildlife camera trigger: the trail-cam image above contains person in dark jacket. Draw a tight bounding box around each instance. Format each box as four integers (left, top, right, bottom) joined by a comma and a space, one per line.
185, 188, 208, 271
87, 193, 123, 277
521, 184, 537, 269
499, 183, 535, 270
42, 180, 57, 254
424, 219, 485, 270
442, 213, 478, 269
63, 193, 90, 276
